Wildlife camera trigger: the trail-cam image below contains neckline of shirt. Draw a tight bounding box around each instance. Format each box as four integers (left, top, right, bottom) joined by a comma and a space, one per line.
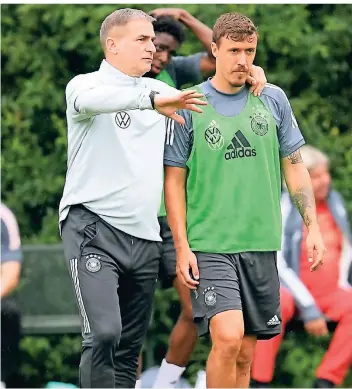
203, 78, 248, 101
99, 59, 143, 86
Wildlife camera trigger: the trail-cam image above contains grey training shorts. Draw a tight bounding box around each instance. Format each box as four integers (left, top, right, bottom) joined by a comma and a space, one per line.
190, 251, 281, 340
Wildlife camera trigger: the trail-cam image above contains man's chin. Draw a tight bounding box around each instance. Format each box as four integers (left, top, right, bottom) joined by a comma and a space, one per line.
230, 81, 246, 88
144, 65, 165, 78
150, 65, 162, 75
140, 64, 153, 77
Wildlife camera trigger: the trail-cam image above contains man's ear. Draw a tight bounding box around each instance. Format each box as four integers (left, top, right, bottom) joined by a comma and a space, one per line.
211, 42, 218, 58
106, 37, 119, 55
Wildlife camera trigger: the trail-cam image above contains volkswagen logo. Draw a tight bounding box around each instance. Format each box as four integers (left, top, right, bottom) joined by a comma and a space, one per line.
115, 111, 131, 129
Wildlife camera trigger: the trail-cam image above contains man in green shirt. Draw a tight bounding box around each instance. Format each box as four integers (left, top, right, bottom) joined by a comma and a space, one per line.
140, 9, 268, 389
143, 9, 268, 389
164, 12, 326, 388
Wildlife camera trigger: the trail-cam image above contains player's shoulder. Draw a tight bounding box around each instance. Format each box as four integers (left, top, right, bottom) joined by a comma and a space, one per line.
66, 71, 100, 94
261, 83, 290, 106
1, 203, 16, 220
141, 77, 179, 96
175, 81, 206, 96
141, 77, 165, 90
190, 81, 205, 91
0, 203, 19, 231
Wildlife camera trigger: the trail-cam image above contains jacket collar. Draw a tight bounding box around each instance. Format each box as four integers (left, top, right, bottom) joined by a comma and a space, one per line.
98, 59, 143, 87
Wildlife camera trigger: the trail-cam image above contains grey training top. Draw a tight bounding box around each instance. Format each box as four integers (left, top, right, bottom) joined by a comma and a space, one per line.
166, 53, 204, 89
59, 60, 177, 241
164, 80, 305, 167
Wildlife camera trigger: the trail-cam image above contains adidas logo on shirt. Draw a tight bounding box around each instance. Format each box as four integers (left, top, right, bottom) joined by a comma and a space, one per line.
224, 130, 257, 160
267, 315, 281, 326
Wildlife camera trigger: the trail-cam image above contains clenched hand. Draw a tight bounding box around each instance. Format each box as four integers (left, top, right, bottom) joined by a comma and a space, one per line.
176, 247, 200, 289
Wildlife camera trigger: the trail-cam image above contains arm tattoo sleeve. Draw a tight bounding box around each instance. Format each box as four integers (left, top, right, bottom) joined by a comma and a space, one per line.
291, 187, 315, 228
287, 150, 303, 164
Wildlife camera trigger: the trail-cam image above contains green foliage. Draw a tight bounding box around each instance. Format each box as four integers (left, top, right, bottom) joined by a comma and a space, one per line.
1, 3, 351, 242
19, 335, 81, 387
19, 300, 352, 388
2, 5, 352, 387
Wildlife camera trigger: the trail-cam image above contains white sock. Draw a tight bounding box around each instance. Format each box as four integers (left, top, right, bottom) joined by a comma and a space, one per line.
152, 358, 186, 388
194, 370, 207, 388
135, 379, 142, 388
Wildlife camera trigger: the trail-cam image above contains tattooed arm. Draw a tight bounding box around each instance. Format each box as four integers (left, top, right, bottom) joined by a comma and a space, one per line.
283, 149, 318, 228
282, 149, 326, 271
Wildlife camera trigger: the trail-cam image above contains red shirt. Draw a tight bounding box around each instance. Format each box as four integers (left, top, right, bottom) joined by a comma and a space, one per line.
300, 202, 343, 298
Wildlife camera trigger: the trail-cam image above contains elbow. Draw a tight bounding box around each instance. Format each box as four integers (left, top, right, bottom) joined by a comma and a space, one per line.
74, 96, 89, 114
283, 160, 309, 177
164, 167, 187, 210
164, 179, 179, 203
283, 163, 310, 189
1, 277, 20, 298
9, 273, 21, 293
13, 273, 20, 290
164, 167, 186, 191
73, 97, 80, 113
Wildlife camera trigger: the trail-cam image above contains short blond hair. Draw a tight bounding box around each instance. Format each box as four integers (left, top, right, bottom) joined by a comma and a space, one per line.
100, 8, 155, 48
300, 145, 330, 171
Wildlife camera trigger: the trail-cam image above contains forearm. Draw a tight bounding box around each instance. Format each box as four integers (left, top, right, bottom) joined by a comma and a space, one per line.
164, 167, 189, 251
283, 154, 318, 229
1, 276, 19, 298
74, 86, 153, 115
1, 262, 21, 299
179, 11, 213, 56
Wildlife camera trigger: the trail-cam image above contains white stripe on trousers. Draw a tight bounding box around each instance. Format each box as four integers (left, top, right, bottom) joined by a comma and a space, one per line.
69, 258, 91, 333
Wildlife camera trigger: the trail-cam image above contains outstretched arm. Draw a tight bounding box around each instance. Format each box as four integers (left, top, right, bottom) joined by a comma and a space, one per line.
68, 76, 206, 124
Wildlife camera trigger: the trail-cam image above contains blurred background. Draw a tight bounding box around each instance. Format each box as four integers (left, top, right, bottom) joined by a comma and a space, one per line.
1, 3, 352, 388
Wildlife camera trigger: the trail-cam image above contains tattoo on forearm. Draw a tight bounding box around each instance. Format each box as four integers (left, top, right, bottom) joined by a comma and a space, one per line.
292, 187, 315, 227
287, 150, 303, 164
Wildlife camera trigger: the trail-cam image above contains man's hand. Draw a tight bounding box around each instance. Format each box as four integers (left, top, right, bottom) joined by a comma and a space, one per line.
176, 247, 200, 289
154, 90, 207, 125
304, 317, 329, 337
247, 65, 267, 97
149, 8, 185, 20
306, 226, 326, 271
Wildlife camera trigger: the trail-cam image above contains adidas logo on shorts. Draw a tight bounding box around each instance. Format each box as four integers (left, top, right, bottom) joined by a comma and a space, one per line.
267, 315, 280, 326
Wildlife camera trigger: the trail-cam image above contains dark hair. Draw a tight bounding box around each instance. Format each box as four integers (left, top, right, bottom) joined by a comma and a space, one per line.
153, 16, 186, 44
213, 12, 258, 45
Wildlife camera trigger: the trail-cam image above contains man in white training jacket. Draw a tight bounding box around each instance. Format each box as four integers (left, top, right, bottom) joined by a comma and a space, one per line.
59, 8, 206, 389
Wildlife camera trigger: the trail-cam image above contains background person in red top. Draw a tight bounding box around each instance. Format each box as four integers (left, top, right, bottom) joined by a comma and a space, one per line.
251, 145, 352, 388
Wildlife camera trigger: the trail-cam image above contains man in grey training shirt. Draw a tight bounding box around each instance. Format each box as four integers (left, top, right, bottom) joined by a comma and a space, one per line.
146, 9, 268, 389
59, 8, 206, 389
164, 12, 325, 388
